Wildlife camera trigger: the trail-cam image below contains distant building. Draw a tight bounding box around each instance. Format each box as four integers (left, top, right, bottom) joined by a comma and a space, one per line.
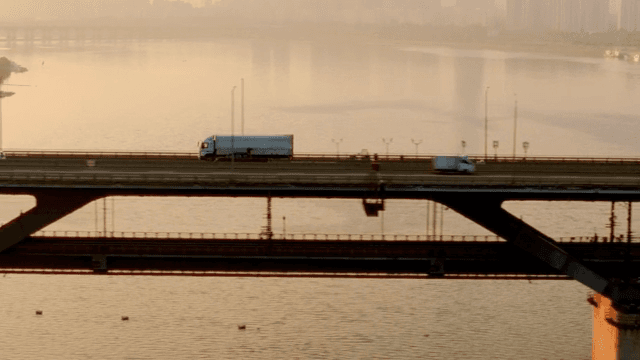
619, 0, 640, 30
582, 0, 609, 32
505, 0, 612, 33
506, 0, 525, 30
454, 0, 494, 26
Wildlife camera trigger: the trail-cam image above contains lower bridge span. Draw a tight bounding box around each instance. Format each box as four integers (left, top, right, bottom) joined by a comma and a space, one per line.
1, 235, 637, 278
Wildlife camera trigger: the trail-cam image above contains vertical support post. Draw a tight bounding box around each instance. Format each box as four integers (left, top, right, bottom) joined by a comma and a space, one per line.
103, 197, 107, 236
426, 200, 430, 239
111, 197, 115, 234
263, 196, 272, 240
440, 204, 444, 240
94, 201, 98, 234
432, 201, 437, 238
611, 202, 616, 242
627, 202, 633, 281
628, 202, 632, 243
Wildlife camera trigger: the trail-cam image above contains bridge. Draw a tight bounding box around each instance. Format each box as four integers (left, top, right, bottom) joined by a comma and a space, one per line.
2, 231, 633, 279
2, 151, 640, 358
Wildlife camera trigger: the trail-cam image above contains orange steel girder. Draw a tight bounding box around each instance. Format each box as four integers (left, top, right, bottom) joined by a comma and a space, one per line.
440, 196, 640, 312
0, 191, 99, 252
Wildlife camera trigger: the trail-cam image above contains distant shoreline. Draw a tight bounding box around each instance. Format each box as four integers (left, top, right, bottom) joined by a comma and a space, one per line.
2, 20, 639, 60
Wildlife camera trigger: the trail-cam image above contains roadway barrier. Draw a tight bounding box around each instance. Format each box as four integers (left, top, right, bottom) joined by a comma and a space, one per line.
3, 170, 640, 188
30, 231, 626, 243
3, 150, 640, 163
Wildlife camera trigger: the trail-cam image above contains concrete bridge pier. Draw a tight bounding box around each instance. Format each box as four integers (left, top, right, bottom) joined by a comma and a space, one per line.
591, 293, 640, 359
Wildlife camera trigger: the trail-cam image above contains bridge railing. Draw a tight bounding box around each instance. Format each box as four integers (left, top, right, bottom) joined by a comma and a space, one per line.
4, 149, 640, 163
30, 231, 625, 243
3, 170, 640, 188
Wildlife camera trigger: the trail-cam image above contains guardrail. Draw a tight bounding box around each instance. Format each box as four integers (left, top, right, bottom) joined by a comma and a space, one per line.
3, 149, 640, 164
2, 171, 640, 188
30, 231, 626, 243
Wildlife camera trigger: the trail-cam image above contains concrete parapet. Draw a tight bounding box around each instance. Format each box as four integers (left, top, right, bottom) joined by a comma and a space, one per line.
592, 293, 640, 359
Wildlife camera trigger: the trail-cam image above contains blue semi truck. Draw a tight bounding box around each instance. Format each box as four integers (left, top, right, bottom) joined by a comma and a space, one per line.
198, 135, 294, 160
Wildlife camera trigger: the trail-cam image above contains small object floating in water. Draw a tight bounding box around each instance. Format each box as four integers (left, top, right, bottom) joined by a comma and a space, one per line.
35, 310, 43, 315
424, 334, 429, 337
238, 324, 246, 330
121, 316, 129, 321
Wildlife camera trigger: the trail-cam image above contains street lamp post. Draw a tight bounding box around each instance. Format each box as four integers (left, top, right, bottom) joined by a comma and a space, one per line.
411, 139, 422, 155
231, 86, 236, 167
0, 58, 28, 159
523, 141, 529, 159
484, 86, 489, 160
461, 140, 466, 154
493, 140, 499, 160
512, 93, 518, 158
241, 78, 244, 135
332, 138, 343, 156
382, 138, 393, 157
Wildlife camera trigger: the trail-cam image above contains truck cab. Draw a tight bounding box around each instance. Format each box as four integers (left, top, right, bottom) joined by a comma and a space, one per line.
198, 136, 215, 160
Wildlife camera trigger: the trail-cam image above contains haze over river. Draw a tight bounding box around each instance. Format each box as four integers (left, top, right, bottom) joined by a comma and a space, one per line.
1, 37, 640, 359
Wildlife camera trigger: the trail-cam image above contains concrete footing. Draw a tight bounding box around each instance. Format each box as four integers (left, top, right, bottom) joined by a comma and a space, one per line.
592, 293, 640, 359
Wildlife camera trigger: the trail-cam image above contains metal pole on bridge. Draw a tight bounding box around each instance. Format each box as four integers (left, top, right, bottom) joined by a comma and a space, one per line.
382, 138, 393, 157
411, 139, 422, 155
513, 93, 517, 159
332, 138, 343, 156
241, 78, 244, 136
484, 86, 489, 160
231, 85, 236, 169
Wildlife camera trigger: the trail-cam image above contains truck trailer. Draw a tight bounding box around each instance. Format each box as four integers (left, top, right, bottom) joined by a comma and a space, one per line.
198, 135, 294, 160
432, 155, 475, 173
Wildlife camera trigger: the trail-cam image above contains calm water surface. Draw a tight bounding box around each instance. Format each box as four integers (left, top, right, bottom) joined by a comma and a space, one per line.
1, 37, 639, 359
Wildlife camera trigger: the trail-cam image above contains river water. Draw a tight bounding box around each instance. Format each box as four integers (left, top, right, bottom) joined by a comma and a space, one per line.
1, 35, 640, 359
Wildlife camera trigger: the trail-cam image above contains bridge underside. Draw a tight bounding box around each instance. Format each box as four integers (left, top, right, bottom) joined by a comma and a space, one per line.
0, 191, 99, 252
1, 189, 640, 311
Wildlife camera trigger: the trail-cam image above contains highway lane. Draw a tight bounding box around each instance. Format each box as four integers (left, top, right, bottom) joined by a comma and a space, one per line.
2, 156, 640, 202
3, 156, 640, 177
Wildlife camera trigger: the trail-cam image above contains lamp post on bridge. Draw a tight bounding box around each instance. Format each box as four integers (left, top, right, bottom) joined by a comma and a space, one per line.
0, 57, 28, 159
332, 138, 343, 156
484, 86, 489, 160
461, 140, 466, 155
411, 139, 422, 155
493, 140, 499, 160
231, 85, 236, 168
382, 138, 393, 157
523, 141, 529, 159
512, 93, 517, 159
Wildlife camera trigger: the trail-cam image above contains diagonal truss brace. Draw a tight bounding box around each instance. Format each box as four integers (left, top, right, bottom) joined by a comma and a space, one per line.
0, 191, 100, 253
440, 196, 640, 311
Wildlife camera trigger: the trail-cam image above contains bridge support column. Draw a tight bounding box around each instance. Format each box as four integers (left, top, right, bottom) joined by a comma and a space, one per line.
0, 191, 99, 252
592, 293, 640, 359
